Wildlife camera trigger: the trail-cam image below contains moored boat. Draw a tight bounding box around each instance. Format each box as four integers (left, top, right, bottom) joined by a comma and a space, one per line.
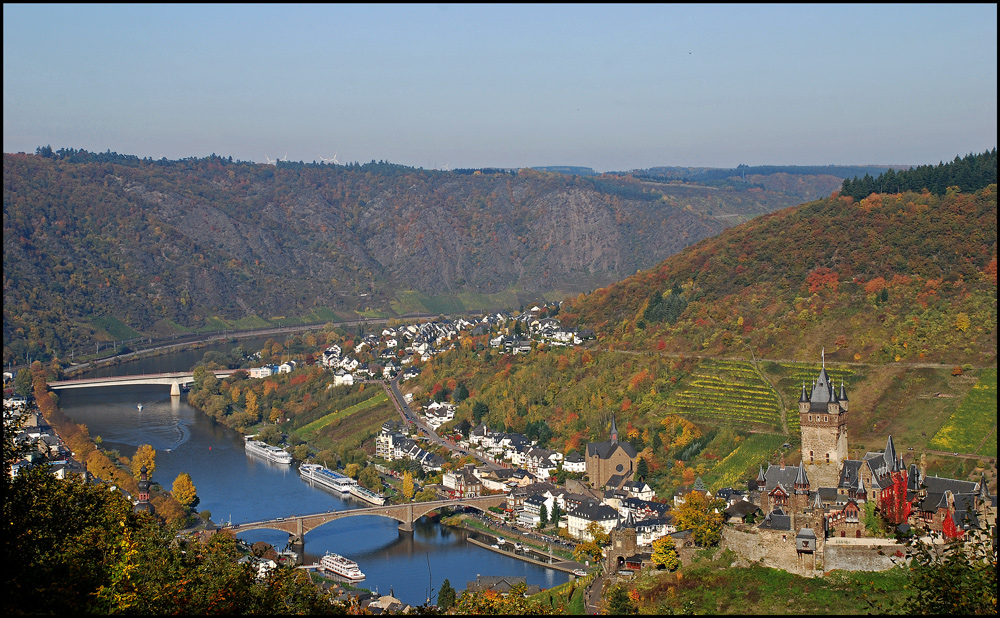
244, 436, 293, 464
299, 462, 358, 494
348, 483, 387, 506
319, 551, 365, 580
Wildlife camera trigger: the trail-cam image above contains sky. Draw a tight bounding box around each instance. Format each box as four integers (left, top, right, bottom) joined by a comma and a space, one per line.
3, 4, 997, 172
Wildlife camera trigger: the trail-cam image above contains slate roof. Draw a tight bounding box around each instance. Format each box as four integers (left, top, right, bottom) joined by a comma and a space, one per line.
586, 439, 638, 460
763, 464, 800, 493
758, 508, 792, 531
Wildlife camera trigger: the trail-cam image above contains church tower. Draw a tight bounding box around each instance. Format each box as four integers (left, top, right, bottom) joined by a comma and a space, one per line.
134, 465, 155, 515
799, 352, 849, 488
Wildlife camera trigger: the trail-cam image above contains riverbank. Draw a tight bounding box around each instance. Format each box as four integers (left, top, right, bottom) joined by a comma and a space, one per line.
446, 513, 584, 567
465, 538, 587, 575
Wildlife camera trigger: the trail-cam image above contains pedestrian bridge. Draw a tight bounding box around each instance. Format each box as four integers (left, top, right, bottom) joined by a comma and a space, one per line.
228, 494, 508, 549
48, 370, 237, 396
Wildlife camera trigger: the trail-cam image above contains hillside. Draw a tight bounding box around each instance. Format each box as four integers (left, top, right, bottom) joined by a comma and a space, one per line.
4, 150, 844, 365
559, 185, 997, 366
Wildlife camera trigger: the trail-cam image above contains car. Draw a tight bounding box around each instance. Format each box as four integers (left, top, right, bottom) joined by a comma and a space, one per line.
573, 569, 587, 577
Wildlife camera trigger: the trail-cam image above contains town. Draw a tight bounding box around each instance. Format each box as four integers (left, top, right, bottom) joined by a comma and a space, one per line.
7, 304, 995, 613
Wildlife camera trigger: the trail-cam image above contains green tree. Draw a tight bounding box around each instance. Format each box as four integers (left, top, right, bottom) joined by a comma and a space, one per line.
862, 528, 996, 615
171, 472, 197, 508
550, 502, 562, 529
635, 457, 649, 481
415, 487, 438, 502
359, 465, 381, 491
437, 578, 456, 609
13, 369, 33, 397
538, 503, 548, 529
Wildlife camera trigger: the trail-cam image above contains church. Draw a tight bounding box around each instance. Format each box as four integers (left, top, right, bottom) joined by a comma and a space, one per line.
585, 415, 638, 490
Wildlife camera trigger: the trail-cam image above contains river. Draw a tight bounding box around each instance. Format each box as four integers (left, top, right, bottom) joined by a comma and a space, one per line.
58, 339, 568, 607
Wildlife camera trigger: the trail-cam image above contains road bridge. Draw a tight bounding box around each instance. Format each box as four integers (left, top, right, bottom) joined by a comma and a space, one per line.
48, 370, 237, 396
227, 494, 507, 555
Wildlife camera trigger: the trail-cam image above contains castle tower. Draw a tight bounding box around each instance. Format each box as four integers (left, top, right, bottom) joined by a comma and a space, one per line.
799, 352, 849, 488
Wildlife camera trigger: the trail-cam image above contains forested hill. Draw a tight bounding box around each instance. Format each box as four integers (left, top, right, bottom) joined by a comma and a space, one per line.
4, 150, 832, 364
559, 184, 997, 366
839, 149, 997, 200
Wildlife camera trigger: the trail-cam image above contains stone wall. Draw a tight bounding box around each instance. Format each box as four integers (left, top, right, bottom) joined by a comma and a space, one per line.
722, 526, 905, 576
720, 526, 821, 577
823, 540, 905, 572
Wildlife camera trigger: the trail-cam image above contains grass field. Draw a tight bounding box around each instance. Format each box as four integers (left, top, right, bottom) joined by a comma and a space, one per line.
91, 315, 144, 340
928, 368, 997, 455
629, 549, 910, 615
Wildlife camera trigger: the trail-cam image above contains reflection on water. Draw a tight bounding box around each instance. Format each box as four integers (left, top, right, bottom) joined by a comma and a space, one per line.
57, 351, 569, 606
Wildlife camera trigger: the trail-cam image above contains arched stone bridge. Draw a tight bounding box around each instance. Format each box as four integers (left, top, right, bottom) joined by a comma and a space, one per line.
227, 494, 507, 549
48, 370, 237, 396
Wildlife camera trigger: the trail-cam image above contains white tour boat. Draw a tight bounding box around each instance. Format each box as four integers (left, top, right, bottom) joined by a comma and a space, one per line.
319, 551, 365, 580
298, 463, 358, 494
348, 483, 387, 506
244, 436, 293, 465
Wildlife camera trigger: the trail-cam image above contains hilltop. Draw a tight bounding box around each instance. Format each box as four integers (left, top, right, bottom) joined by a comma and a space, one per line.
559, 184, 997, 366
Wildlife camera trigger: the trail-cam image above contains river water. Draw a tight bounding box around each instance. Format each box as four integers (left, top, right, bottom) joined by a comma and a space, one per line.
58, 340, 567, 606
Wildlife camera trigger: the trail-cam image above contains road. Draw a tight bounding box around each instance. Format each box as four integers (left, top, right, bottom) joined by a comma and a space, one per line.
383, 375, 504, 472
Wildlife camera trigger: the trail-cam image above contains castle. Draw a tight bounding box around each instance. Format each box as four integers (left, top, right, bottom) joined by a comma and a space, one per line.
727, 356, 995, 573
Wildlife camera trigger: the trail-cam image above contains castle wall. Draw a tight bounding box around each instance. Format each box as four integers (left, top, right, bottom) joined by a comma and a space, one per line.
823, 540, 904, 572
720, 526, 821, 577
722, 526, 905, 576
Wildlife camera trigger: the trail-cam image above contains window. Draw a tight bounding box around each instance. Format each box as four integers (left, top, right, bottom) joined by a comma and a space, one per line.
824, 415, 828, 422
808, 414, 812, 421
826, 453, 830, 463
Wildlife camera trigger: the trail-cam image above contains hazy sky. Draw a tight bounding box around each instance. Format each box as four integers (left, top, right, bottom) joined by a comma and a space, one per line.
3, 4, 996, 171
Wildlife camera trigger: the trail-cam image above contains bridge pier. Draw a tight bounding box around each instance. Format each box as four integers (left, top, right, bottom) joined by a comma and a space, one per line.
289, 518, 305, 563
288, 535, 305, 563
398, 504, 414, 532
171, 380, 181, 397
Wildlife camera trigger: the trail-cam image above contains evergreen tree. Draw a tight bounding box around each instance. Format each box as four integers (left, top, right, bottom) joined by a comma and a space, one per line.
437, 578, 456, 609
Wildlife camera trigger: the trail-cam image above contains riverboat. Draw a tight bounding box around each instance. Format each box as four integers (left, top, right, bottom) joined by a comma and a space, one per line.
319, 551, 365, 580
298, 463, 357, 494
348, 483, 387, 506
244, 436, 293, 465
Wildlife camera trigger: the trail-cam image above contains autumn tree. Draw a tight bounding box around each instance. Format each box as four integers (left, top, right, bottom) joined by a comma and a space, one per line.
605, 582, 638, 615
171, 472, 197, 508
402, 471, 415, 501
456, 581, 558, 614
651, 535, 679, 571
879, 472, 912, 526
672, 491, 725, 547
131, 444, 156, 479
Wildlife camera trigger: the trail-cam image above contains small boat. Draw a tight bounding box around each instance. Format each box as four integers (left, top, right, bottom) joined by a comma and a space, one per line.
137, 403, 143, 411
